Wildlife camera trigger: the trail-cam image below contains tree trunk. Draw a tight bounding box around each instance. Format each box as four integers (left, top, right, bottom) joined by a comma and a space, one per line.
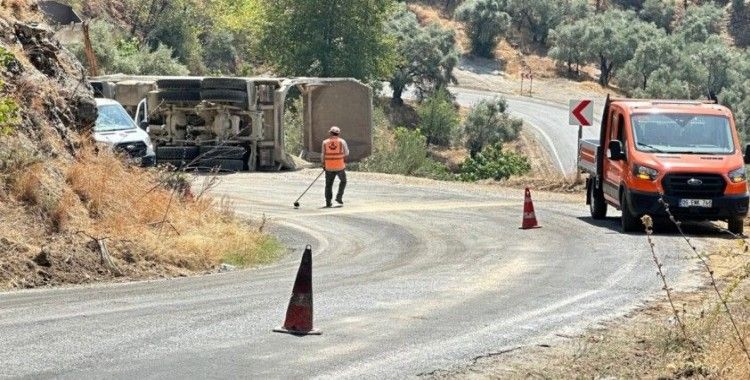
392, 86, 404, 105
599, 56, 612, 86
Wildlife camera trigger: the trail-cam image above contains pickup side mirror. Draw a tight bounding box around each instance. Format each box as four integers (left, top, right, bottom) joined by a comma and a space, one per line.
608, 140, 626, 161
744, 144, 750, 165
139, 120, 149, 130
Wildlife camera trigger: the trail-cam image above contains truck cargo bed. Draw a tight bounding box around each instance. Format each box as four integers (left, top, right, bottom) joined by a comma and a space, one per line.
578, 139, 599, 175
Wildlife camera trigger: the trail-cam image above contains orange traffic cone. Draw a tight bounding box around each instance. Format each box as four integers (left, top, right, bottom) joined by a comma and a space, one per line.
521, 188, 541, 230
273, 245, 321, 336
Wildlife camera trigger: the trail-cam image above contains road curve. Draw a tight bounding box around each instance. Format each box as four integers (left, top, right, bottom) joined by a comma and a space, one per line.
0, 171, 703, 378
449, 87, 602, 175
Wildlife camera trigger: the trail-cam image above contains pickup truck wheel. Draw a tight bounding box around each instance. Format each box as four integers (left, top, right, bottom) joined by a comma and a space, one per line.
620, 193, 641, 233
728, 217, 745, 235
589, 181, 607, 220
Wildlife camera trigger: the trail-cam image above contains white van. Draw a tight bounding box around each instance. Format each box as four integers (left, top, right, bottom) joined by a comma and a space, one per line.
93, 98, 156, 166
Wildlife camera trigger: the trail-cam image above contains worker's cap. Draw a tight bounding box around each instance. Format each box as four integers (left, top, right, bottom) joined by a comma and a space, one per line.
329, 126, 341, 135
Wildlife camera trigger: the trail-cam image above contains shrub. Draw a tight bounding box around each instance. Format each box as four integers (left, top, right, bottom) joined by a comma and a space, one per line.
417, 89, 460, 147
463, 97, 522, 156
65, 20, 189, 76
356, 109, 452, 180
459, 143, 531, 181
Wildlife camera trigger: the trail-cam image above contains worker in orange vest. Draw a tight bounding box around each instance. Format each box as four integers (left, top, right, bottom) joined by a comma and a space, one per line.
321, 126, 349, 208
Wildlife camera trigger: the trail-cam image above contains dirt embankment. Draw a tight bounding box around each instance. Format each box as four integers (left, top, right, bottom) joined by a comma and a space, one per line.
0, 2, 279, 290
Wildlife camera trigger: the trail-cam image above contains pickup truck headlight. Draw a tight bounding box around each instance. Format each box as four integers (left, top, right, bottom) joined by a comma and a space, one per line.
729, 167, 747, 183
633, 164, 659, 181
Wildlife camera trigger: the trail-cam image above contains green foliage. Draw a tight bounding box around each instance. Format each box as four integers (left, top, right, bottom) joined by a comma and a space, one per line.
674, 3, 725, 43
639, 0, 675, 31
67, 20, 188, 76
549, 9, 661, 86
455, 0, 511, 58
356, 109, 451, 180
459, 143, 531, 181
730, 0, 750, 47
261, 0, 397, 81
0, 80, 19, 136
548, 22, 587, 74
143, 1, 206, 73
387, 5, 459, 102
617, 31, 674, 91
506, 0, 568, 44
463, 98, 522, 156
417, 89, 460, 146
283, 98, 304, 156
0, 47, 15, 69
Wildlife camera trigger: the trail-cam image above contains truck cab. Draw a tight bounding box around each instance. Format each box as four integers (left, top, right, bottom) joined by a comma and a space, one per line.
579, 97, 750, 234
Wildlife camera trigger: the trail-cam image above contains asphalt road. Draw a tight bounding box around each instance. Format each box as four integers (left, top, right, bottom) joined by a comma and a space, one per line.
0, 171, 706, 378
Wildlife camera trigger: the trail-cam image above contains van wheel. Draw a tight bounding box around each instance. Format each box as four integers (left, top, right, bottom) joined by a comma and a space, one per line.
589, 180, 607, 220
621, 192, 641, 233
728, 217, 745, 235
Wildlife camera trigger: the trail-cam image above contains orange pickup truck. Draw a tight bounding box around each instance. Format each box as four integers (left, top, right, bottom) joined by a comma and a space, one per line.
578, 97, 750, 233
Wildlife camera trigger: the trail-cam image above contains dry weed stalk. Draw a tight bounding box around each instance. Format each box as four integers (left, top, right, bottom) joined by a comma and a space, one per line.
641, 214, 692, 347
659, 197, 750, 367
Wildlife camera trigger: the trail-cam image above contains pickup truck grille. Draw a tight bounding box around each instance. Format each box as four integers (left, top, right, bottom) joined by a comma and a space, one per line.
115, 142, 148, 158
662, 174, 726, 198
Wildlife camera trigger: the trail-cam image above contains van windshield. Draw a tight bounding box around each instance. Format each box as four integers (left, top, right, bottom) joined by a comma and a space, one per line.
631, 113, 735, 155
95, 104, 137, 132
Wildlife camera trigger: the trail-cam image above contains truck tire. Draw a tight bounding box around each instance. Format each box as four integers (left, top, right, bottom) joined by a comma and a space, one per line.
588, 179, 607, 220
728, 217, 745, 235
200, 89, 248, 107
158, 159, 190, 170
156, 79, 203, 90
197, 159, 245, 172
620, 192, 641, 233
201, 78, 249, 91
156, 146, 200, 160
156, 90, 202, 103
199, 145, 247, 160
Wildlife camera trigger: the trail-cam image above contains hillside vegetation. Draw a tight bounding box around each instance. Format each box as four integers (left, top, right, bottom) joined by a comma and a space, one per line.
0, 1, 279, 289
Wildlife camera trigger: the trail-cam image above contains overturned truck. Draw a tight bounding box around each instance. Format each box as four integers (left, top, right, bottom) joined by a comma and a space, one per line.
89, 76, 373, 171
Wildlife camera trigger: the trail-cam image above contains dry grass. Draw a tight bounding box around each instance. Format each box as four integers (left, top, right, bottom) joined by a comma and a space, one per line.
66, 148, 281, 270
408, 3, 470, 52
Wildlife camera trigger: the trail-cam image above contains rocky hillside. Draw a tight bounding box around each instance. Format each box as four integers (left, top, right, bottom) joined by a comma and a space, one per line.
0, 1, 278, 289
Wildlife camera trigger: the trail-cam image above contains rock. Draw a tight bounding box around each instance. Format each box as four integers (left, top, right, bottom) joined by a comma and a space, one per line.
219, 263, 237, 273
33, 249, 52, 267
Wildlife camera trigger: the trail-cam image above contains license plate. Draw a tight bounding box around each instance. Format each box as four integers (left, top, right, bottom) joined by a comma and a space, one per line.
679, 199, 712, 208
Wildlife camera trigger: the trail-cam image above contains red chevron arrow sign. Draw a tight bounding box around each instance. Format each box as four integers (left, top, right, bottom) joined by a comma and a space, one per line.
569, 100, 593, 126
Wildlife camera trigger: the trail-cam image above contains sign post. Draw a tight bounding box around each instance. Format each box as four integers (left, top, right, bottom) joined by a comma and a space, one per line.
569, 99, 594, 182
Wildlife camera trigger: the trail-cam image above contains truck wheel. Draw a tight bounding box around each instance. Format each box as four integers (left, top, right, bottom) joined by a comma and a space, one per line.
200, 89, 249, 107
588, 180, 607, 220
156, 146, 200, 160
156, 79, 203, 90
728, 217, 745, 235
201, 78, 250, 91
197, 159, 245, 172
157, 90, 202, 103
199, 146, 247, 160
621, 192, 641, 233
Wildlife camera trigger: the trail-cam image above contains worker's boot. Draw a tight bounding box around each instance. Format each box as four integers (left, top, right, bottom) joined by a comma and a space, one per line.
325, 201, 332, 208
335, 197, 343, 206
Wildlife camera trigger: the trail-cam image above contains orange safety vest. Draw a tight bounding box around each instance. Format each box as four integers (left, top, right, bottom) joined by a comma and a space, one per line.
323, 137, 346, 171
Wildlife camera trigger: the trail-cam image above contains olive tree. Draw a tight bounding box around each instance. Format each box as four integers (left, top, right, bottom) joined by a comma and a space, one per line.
463, 98, 522, 157
455, 0, 511, 58
387, 5, 459, 103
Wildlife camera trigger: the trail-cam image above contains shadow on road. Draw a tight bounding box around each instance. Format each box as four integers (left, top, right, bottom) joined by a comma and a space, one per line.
577, 216, 739, 240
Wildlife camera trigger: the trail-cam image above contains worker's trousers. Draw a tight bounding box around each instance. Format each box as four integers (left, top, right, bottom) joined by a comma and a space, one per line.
325, 170, 347, 203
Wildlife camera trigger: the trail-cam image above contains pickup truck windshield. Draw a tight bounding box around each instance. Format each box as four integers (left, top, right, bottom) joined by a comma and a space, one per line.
631, 113, 734, 155
95, 105, 137, 132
